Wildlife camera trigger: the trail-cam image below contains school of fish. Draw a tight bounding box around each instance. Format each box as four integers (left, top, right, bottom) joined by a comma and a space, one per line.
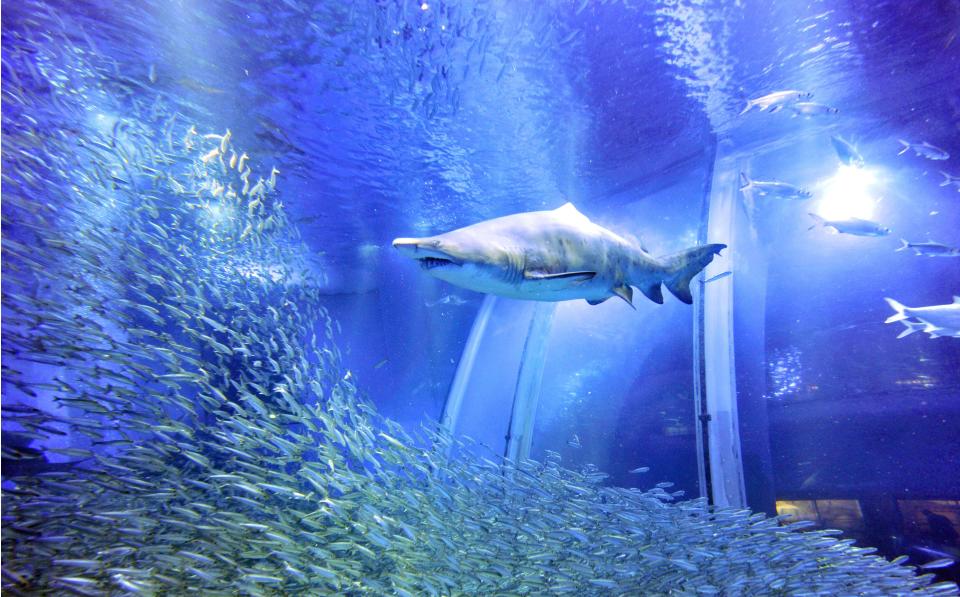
2, 2, 958, 596
740, 89, 958, 336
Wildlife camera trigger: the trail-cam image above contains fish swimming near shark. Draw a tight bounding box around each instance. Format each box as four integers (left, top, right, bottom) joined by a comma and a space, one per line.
940, 171, 960, 190
808, 213, 890, 236
392, 203, 726, 307
831, 135, 864, 167
896, 239, 960, 257
740, 173, 812, 200
884, 297, 960, 339
789, 102, 840, 118
897, 140, 950, 161
738, 90, 813, 116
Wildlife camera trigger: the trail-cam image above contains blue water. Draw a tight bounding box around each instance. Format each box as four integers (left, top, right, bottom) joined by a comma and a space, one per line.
3, 0, 960, 593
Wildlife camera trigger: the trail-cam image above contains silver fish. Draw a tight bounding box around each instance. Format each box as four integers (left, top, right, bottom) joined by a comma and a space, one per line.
702, 271, 732, 284
898, 140, 950, 160
740, 173, 812, 200
896, 239, 960, 257
919, 558, 956, 570
808, 213, 891, 236
424, 294, 469, 307
939, 170, 960, 189
738, 90, 813, 115
831, 135, 864, 167
789, 102, 840, 117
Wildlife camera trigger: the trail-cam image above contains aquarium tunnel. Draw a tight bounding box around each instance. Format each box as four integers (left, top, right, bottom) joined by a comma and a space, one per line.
3, 0, 960, 594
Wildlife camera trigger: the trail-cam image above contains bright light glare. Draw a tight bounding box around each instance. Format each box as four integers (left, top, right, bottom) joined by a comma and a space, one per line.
814, 165, 878, 220
205, 203, 228, 224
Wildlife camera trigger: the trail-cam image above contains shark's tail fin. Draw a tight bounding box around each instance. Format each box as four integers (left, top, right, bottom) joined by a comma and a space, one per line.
738, 100, 754, 116
896, 238, 910, 252
940, 171, 953, 187
884, 297, 910, 323
739, 172, 753, 192
897, 139, 911, 156
662, 244, 726, 304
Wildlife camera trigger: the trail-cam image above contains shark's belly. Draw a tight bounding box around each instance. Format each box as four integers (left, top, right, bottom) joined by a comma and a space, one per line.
499, 276, 616, 302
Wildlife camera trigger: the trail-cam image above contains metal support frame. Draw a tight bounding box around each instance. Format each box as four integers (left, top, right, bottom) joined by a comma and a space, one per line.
503, 302, 557, 462
700, 158, 748, 508
440, 295, 498, 439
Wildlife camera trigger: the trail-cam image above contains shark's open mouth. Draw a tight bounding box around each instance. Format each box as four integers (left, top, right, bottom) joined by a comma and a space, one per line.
418, 256, 458, 270
392, 238, 462, 270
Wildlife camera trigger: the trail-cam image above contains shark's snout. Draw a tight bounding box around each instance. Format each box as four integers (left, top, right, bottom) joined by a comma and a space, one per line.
392, 237, 463, 270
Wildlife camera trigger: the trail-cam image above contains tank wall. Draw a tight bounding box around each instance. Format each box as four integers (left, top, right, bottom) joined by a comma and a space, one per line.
722, 125, 960, 572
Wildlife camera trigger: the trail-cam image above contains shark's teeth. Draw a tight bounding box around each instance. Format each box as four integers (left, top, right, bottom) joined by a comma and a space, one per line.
419, 257, 456, 270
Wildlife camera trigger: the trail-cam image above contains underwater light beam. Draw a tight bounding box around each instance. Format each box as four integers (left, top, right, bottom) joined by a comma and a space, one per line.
815, 165, 879, 220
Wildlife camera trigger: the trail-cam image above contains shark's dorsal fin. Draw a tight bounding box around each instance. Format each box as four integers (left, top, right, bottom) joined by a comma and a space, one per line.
553, 202, 590, 222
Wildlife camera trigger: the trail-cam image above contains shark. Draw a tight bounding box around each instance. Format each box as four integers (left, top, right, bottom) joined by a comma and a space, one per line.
884, 297, 960, 339
392, 203, 726, 307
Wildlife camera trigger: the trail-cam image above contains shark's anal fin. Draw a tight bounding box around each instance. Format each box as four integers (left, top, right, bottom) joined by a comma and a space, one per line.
586, 298, 610, 306
523, 270, 596, 291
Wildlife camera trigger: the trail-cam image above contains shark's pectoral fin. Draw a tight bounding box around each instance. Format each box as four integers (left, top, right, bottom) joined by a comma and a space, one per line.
612, 285, 635, 309
638, 282, 664, 304
523, 270, 596, 291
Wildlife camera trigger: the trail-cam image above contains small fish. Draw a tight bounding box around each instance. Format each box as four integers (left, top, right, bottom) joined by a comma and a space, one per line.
373, 358, 389, 369
567, 434, 581, 448
702, 271, 732, 284
789, 102, 839, 117
739, 90, 813, 116
939, 171, 960, 189
740, 173, 812, 200
425, 295, 469, 307
831, 135, 864, 167
629, 466, 650, 474
808, 213, 890, 236
920, 558, 956, 570
896, 239, 960, 257
898, 140, 950, 160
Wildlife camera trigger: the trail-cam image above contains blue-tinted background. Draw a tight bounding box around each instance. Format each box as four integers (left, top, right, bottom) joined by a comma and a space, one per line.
4, 0, 960, 582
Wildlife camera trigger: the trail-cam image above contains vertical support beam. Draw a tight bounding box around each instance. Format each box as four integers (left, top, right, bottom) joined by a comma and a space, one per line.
693, 254, 711, 502
693, 142, 718, 502
703, 160, 748, 508
504, 302, 557, 462
440, 295, 497, 439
